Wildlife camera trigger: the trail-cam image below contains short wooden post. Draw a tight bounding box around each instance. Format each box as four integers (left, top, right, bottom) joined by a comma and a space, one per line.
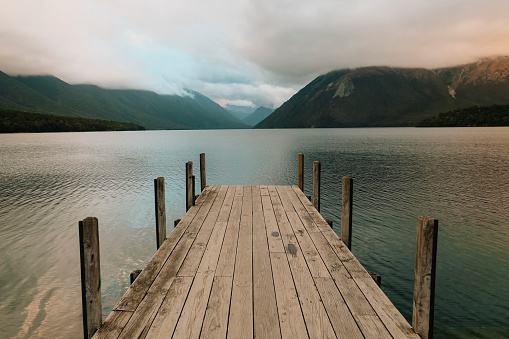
369, 272, 382, 287
186, 161, 193, 211
298, 153, 304, 191
192, 175, 196, 205
130, 270, 142, 285
154, 177, 166, 249
174, 219, 181, 227
325, 219, 333, 229
79, 217, 102, 339
341, 176, 353, 250
413, 216, 438, 339
313, 161, 320, 212
200, 153, 206, 191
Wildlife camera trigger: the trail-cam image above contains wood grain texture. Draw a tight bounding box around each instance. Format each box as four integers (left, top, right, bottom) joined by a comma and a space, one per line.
79, 217, 102, 339
94, 185, 419, 339
154, 177, 166, 250
413, 216, 438, 339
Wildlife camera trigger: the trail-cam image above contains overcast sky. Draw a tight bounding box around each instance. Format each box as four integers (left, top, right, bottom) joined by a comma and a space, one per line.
2, 0, 509, 109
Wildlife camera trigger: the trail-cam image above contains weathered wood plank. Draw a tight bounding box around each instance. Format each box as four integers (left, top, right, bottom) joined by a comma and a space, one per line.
270, 252, 308, 339
314, 278, 363, 339
144, 277, 193, 339
173, 202, 232, 339
228, 186, 253, 338
290, 186, 418, 338
200, 277, 232, 339
252, 196, 281, 339
269, 187, 336, 338
113, 186, 215, 312
92, 310, 133, 339
215, 186, 242, 277
177, 186, 228, 277
261, 191, 285, 253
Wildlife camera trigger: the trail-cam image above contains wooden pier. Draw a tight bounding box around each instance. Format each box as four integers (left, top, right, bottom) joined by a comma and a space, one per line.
80, 154, 438, 339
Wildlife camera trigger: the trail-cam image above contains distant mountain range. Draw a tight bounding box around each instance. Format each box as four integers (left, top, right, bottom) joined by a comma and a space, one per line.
255, 56, 509, 128
0, 71, 248, 130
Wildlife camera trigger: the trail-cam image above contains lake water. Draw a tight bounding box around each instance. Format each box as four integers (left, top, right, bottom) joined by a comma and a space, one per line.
0, 128, 508, 338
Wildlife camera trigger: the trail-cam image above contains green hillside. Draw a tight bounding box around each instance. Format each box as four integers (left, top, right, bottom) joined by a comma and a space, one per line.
0, 109, 145, 133
0, 71, 248, 130
416, 105, 509, 127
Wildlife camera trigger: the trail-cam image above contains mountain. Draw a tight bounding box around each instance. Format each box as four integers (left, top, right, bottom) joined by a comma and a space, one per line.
0, 72, 248, 130
225, 104, 256, 121
242, 106, 274, 126
416, 104, 509, 127
255, 56, 509, 128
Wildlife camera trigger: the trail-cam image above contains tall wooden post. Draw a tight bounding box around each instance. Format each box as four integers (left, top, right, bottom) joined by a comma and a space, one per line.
200, 153, 206, 192
154, 177, 166, 249
341, 176, 353, 250
413, 216, 438, 339
186, 161, 194, 211
313, 161, 320, 212
298, 153, 304, 192
79, 217, 102, 339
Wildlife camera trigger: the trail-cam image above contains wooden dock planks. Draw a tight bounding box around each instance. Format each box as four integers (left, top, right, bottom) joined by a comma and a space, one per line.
92, 185, 419, 339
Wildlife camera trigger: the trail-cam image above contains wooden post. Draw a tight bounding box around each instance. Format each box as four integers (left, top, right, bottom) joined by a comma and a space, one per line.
192, 175, 196, 205
313, 161, 320, 212
154, 177, 166, 249
174, 219, 181, 227
369, 272, 382, 287
79, 217, 102, 339
413, 216, 438, 339
200, 153, 206, 192
341, 176, 353, 250
325, 219, 333, 229
186, 161, 193, 211
130, 270, 142, 285
298, 153, 304, 192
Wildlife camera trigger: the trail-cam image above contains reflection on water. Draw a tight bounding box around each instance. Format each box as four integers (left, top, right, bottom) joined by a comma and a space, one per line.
0, 128, 508, 338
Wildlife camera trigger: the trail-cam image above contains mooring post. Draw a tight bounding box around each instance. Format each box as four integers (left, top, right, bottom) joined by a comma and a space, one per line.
369, 272, 382, 287
341, 176, 353, 250
154, 177, 166, 249
413, 216, 439, 339
130, 269, 142, 285
174, 219, 181, 227
186, 161, 194, 211
200, 153, 206, 192
313, 161, 320, 212
79, 217, 102, 339
298, 153, 304, 192
325, 219, 333, 229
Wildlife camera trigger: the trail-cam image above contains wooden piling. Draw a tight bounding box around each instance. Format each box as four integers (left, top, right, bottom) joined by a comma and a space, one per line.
200, 153, 206, 192
341, 176, 353, 250
186, 161, 193, 211
130, 270, 142, 285
154, 177, 166, 249
79, 217, 102, 339
174, 219, 181, 227
369, 272, 382, 287
313, 161, 320, 212
298, 153, 304, 191
192, 175, 196, 205
413, 216, 438, 339
325, 219, 333, 229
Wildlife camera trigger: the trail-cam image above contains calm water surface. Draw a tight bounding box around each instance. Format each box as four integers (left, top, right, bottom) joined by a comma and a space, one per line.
0, 128, 508, 338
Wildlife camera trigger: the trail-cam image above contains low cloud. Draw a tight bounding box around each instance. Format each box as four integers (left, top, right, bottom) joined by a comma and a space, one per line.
2, 0, 509, 108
